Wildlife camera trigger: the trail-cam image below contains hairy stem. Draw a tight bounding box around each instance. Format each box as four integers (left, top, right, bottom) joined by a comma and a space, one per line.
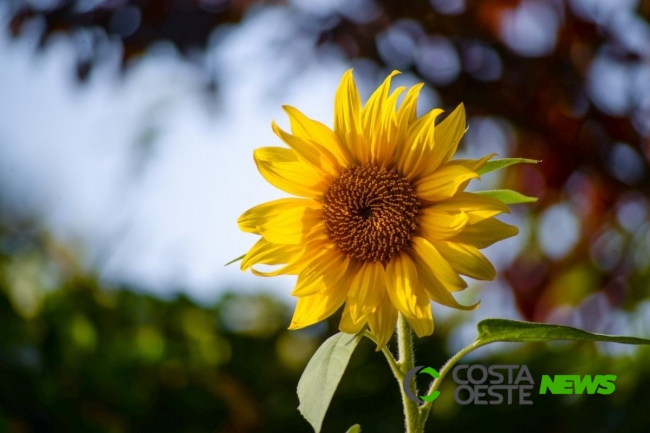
396, 313, 421, 433
418, 340, 483, 426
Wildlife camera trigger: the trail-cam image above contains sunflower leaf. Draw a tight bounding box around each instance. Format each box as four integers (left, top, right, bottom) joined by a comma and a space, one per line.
224, 254, 245, 266
477, 158, 539, 175
476, 319, 650, 346
475, 189, 537, 204
298, 332, 363, 433
345, 425, 361, 433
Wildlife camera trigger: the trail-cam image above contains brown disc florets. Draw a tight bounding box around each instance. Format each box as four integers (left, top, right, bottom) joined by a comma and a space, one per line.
322, 164, 420, 263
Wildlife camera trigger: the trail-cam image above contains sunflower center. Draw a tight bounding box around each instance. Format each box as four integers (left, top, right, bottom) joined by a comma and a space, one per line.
322, 164, 420, 262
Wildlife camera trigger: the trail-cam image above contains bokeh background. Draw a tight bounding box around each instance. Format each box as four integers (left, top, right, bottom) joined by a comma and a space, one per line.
1, 0, 650, 431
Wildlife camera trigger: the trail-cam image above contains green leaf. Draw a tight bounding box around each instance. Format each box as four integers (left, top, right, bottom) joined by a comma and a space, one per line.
476, 319, 650, 346
476, 189, 538, 205
345, 425, 361, 433
224, 254, 245, 266
298, 332, 362, 433
477, 158, 539, 175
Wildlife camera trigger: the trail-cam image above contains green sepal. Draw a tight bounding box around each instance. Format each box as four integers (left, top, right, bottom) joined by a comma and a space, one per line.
476, 189, 537, 204
477, 158, 539, 176
224, 254, 245, 266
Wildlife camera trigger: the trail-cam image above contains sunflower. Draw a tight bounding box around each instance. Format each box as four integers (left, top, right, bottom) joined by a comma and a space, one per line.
237, 70, 518, 348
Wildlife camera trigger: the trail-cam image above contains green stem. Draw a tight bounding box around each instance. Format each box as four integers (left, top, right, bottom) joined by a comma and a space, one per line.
396, 313, 421, 433
367, 316, 486, 432
418, 340, 484, 425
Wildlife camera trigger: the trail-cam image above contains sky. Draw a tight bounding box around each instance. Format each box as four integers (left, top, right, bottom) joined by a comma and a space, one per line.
0, 5, 448, 303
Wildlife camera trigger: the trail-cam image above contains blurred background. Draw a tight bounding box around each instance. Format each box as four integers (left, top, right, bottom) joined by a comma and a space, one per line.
1, 0, 650, 431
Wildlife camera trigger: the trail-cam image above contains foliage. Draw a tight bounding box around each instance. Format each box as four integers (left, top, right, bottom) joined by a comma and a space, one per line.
297, 332, 362, 433
1, 224, 650, 432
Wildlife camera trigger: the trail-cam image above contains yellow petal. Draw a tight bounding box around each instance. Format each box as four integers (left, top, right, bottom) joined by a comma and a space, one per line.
240, 238, 303, 271
250, 241, 323, 277
418, 208, 469, 240
361, 71, 403, 166
288, 285, 348, 330
441, 153, 495, 192
395, 83, 424, 150
260, 214, 324, 245
339, 301, 367, 334
239, 198, 318, 233
292, 249, 350, 296
423, 104, 466, 174
271, 120, 339, 177
290, 262, 358, 330
282, 105, 352, 170
426, 192, 510, 224
450, 218, 519, 249
411, 236, 467, 291
413, 252, 480, 311
446, 153, 496, 172
397, 108, 443, 179
414, 165, 478, 202
367, 296, 398, 349
254, 147, 330, 198
347, 261, 386, 322
377, 86, 407, 167
429, 240, 496, 281
334, 69, 366, 164
385, 252, 434, 337
238, 199, 322, 244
